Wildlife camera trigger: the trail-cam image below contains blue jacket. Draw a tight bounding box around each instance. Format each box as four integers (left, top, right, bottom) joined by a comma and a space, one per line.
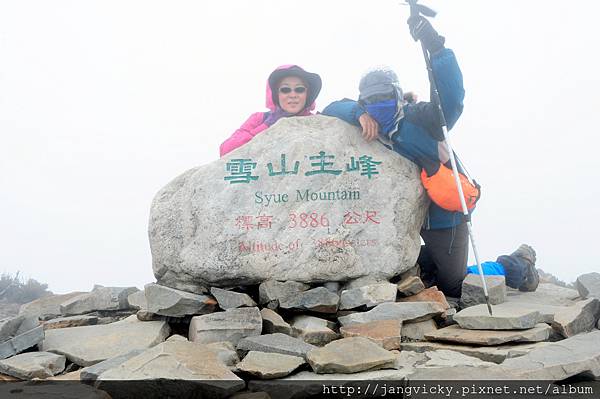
322, 48, 467, 230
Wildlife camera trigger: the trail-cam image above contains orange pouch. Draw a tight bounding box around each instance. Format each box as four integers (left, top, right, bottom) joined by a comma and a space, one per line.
420, 163, 480, 212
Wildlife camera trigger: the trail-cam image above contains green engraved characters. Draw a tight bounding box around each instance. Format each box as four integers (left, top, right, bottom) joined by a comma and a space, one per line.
346, 155, 382, 179
267, 154, 300, 176
305, 151, 342, 176
224, 159, 259, 184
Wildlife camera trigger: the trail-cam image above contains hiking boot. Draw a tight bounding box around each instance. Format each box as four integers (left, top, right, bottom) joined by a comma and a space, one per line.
511, 244, 539, 292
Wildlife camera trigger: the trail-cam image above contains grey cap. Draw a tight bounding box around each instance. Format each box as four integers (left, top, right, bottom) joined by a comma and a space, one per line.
358, 68, 403, 101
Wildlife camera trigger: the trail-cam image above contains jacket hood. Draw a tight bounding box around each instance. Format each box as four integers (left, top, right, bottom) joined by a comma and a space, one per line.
266, 65, 322, 113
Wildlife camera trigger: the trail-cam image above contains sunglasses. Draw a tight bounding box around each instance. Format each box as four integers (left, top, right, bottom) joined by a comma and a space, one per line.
278, 86, 307, 94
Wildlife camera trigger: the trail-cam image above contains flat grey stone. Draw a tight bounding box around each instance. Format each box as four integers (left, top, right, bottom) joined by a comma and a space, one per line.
59, 285, 139, 316
401, 319, 438, 342
206, 341, 240, 367
338, 301, 444, 327
501, 298, 569, 323
306, 337, 396, 374
339, 283, 397, 310
18, 292, 86, 320
189, 307, 262, 346
420, 349, 498, 368
127, 290, 147, 310
145, 283, 217, 317
0, 315, 44, 360
149, 116, 428, 290
576, 272, 600, 299
258, 280, 310, 307
97, 340, 245, 398
41, 315, 170, 366
237, 351, 304, 379
0, 351, 65, 380
80, 349, 144, 381
260, 308, 293, 335
237, 333, 316, 360
501, 330, 600, 381
551, 298, 600, 338
211, 287, 257, 309
290, 315, 338, 346
43, 315, 98, 330
506, 283, 580, 307
460, 274, 506, 307
397, 276, 425, 296
454, 304, 541, 330
340, 319, 401, 350
279, 287, 339, 313
425, 323, 551, 346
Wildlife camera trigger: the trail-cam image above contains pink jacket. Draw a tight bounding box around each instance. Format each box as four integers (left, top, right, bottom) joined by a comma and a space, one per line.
219, 65, 317, 157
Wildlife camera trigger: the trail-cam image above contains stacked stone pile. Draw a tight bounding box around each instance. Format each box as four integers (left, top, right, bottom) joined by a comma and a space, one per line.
0, 272, 598, 398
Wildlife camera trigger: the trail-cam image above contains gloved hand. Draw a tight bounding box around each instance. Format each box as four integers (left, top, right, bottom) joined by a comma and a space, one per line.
407, 15, 445, 54
264, 107, 293, 126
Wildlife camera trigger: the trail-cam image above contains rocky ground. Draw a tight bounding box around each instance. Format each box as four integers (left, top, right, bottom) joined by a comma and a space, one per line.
0, 271, 599, 399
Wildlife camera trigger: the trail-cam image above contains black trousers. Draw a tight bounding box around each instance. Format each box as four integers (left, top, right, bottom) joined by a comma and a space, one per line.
418, 222, 469, 298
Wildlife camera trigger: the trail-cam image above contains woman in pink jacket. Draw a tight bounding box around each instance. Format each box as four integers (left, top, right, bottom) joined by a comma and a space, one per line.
220, 65, 322, 157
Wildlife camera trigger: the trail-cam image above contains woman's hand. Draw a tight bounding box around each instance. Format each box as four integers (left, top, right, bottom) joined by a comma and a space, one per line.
359, 113, 379, 142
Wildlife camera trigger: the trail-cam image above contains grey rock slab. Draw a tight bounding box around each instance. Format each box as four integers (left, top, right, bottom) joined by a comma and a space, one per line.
340, 319, 402, 350
401, 319, 438, 342
0, 351, 65, 380
206, 341, 240, 367
237, 351, 305, 379
306, 337, 395, 374
290, 315, 338, 346
40, 315, 170, 366
338, 301, 445, 327
43, 314, 98, 330
551, 298, 600, 338
406, 365, 518, 380
260, 308, 293, 335
279, 287, 339, 313
339, 283, 397, 310
18, 292, 86, 320
211, 287, 257, 309
501, 330, 600, 381
401, 341, 552, 364
0, 315, 40, 342
454, 304, 541, 330
576, 272, 600, 299
0, 327, 44, 360
126, 290, 147, 310
59, 286, 139, 316
500, 300, 568, 323
460, 274, 506, 307
420, 349, 498, 368
97, 340, 245, 398
189, 307, 262, 346
80, 349, 144, 381
149, 116, 428, 289
145, 283, 217, 317
506, 283, 580, 307
397, 275, 425, 296
237, 333, 316, 360
258, 280, 310, 307
425, 323, 551, 346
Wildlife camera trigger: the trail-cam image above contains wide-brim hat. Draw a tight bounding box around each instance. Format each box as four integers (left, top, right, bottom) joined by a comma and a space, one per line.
268, 66, 322, 109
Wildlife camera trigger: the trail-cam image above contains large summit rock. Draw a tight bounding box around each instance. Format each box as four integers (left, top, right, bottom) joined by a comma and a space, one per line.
149, 115, 427, 290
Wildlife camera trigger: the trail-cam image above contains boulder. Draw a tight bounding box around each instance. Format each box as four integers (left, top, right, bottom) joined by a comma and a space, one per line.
460, 274, 506, 307
0, 352, 65, 380
211, 287, 257, 309
424, 323, 551, 346
19, 292, 86, 320
338, 301, 444, 327
237, 333, 316, 360
40, 315, 170, 366
149, 116, 427, 291
236, 351, 305, 379
306, 337, 396, 374
339, 319, 402, 350
127, 290, 148, 310
59, 285, 139, 316
453, 304, 541, 330
551, 298, 600, 338
576, 272, 600, 299
397, 276, 425, 296
145, 283, 216, 317
260, 308, 293, 335
279, 287, 339, 313
0, 315, 44, 359
258, 280, 310, 308
290, 315, 338, 346
339, 282, 397, 310
188, 307, 262, 346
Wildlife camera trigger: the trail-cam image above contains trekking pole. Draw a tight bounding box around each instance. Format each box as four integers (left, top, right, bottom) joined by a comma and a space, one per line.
406, 0, 493, 316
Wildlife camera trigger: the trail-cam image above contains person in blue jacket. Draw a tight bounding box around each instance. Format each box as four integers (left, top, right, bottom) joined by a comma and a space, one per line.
322, 16, 538, 297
